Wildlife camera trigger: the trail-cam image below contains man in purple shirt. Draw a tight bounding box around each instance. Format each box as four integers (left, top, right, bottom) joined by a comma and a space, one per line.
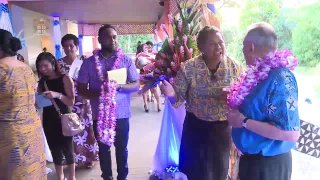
77, 25, 140, 180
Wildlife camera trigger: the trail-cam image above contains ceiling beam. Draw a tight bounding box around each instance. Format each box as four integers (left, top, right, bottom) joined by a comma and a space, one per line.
8, 0, 44, 1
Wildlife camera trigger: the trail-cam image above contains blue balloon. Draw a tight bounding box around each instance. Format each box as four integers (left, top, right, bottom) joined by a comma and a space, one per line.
187, 8, 191, 14
207, 3, 216, 14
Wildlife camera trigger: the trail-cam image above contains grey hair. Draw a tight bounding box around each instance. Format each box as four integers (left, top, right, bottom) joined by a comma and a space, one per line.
245, 22, 278, 51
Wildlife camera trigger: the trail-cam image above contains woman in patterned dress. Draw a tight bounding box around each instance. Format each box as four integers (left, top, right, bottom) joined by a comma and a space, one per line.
0, 29, 46, 179
58, 34, 98, 168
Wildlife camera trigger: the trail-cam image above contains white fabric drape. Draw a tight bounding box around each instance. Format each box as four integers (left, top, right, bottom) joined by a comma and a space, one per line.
53, 17, 62, 59
151, 97, 186, 177
0, 0, 14, 34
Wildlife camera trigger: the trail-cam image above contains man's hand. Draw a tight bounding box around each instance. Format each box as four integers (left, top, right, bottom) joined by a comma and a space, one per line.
227, 109, 246, 128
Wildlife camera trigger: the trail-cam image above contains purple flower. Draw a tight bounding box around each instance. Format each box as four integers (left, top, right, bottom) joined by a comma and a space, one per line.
169, 78, 175, 84
180, 46, 184, 55
146, 73, 154, 78
188, 24, 191, 31
168, 14, 174, 24
182, 35, 188, 45
175, 36, 179, 44
177, 21, 182, 32
158, 75, 167, 81
227, 49, 298, 109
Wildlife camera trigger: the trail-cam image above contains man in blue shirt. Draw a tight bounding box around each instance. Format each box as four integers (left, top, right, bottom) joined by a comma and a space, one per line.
227, 22, 300, 180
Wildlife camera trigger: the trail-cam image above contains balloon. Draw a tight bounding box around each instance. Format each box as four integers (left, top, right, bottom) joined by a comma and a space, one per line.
187, 8, 191, 14
207, 3, 216, 14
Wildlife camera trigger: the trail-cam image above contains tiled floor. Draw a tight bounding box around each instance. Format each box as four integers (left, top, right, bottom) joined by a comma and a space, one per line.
47, 96, 320, 180
47, 97, 163, 180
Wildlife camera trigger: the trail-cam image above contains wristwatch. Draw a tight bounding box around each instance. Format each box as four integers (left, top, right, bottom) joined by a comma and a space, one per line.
242, 117, 250, 128
118, 85, 123, 92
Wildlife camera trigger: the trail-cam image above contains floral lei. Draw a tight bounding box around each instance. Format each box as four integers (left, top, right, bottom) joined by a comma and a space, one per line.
94, 48, 124, 146
227, 49, 299, 109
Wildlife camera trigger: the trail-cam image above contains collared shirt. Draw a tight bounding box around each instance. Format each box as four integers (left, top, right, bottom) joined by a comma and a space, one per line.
173, 56, 242, 121
77, 53, 139, 120
232, 68, 300, 156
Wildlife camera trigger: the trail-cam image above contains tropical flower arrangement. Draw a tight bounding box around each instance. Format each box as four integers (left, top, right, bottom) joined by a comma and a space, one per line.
139, 0, 202, 93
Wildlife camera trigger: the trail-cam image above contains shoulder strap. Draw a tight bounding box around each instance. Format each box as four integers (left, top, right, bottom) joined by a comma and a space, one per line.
44, 81, 61, 115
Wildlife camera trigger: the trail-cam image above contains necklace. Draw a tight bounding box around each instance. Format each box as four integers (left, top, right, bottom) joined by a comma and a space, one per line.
94, 48, 124, 146
227, 50, 298, 109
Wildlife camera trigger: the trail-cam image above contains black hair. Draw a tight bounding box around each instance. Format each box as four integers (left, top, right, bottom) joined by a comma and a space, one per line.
61, 34, 79, 47
138, 41, 141, 43
0, 29, 22, 57
35, 52, 61, 79
146, 41, 153, 47
98, 24, 116, 36
43, 47, 47, 52
17, 53, 25, 62
197, 26, 220, 45
136, 44, 147, 55
80, 55, 87, 60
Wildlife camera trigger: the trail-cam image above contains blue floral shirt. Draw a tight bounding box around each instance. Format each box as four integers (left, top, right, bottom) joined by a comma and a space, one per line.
232, 68, 300, 156
77, 54, 139, 120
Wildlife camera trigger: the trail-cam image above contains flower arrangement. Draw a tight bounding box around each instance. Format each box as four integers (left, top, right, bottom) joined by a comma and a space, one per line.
139, 0, 202, 93
94, 48, 124, 146
227, 49, 299, 109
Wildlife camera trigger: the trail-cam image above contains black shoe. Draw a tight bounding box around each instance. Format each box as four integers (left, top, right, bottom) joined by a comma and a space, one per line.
144, 105, 149, 113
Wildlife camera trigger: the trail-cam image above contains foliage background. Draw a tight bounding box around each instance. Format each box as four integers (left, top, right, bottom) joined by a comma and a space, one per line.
116, 0, 320, 97
117, 34, 153, 54
219, 0, 320, 97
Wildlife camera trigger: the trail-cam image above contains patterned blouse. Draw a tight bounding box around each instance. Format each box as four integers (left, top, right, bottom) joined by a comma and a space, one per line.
173, 56, 243, 121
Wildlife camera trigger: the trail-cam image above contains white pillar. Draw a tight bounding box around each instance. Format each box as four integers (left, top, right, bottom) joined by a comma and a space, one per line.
52, 16, 62, 59
11, 4, 28, 64
78, 35, 83, 56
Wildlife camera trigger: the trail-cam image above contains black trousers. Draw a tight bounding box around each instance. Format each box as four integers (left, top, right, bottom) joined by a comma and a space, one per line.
43, 110, 74, 166
93, 118, 129, 180
179, 112, 232, 180
239, 151, 292, 180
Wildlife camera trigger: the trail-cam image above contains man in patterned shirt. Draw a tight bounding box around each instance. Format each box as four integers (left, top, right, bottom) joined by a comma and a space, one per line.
77, 25, 140, 180
227, 22, 300, 180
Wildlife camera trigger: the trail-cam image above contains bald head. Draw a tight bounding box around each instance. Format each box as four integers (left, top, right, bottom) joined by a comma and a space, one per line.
242, 22, 278, 65
245, 22, 278, 51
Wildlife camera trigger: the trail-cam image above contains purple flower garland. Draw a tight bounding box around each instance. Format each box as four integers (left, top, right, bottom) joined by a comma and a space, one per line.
94, 48, 124, 146
227, 49, 299, 109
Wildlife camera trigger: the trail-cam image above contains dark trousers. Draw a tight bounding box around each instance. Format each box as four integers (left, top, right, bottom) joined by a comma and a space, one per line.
179, 112, 232, 180
93, 118, 129, 180
239, 151, 292, 180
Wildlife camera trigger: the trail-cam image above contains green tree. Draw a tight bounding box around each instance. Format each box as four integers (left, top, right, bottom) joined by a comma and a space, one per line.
272, 8, 296, 50
292, 2, 320, 67
118, 34, 153, 53
239, 0, 280, 31
222, 26, 245, 64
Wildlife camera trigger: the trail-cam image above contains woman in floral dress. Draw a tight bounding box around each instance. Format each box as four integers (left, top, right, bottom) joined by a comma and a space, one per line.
58, 34, 98, 168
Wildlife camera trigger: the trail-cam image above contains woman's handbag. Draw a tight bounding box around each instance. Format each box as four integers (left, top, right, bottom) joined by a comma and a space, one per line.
44, 81, 84, 136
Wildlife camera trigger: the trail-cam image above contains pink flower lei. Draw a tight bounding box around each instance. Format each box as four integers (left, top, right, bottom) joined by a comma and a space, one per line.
227, 49, 299, 109
94, 48, 124, 146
